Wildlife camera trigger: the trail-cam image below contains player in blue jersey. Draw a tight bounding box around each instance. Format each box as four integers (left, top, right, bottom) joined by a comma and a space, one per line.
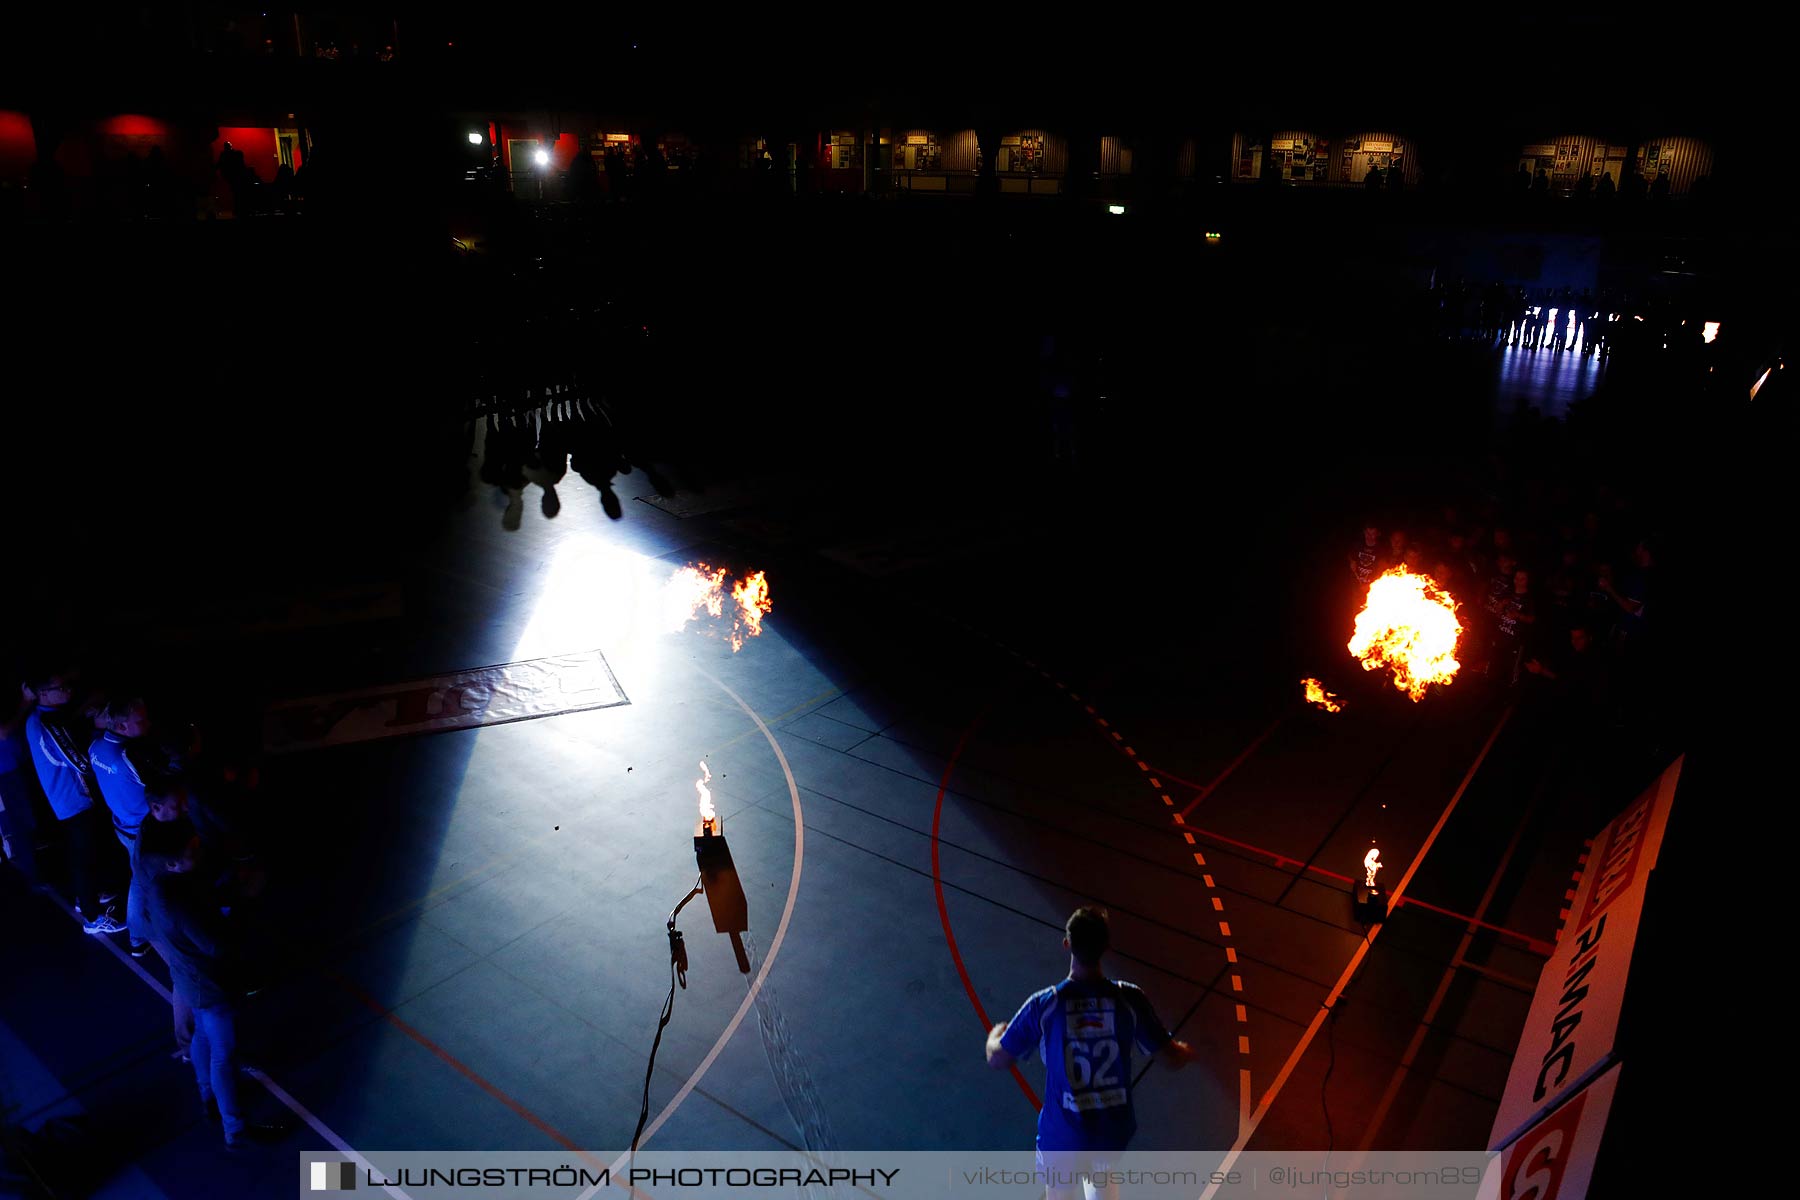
986, 907, 1194, 1199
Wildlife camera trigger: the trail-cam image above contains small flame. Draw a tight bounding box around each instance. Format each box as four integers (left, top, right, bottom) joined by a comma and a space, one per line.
696, 760, 716, 829
1302, 678, 1342, 713
1363, 848, 1382, 889
1347, 567, 1462, 701
666, 563, 773, 651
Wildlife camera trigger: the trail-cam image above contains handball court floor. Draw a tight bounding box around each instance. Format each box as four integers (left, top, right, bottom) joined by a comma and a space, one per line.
3, 464, 1592, 1198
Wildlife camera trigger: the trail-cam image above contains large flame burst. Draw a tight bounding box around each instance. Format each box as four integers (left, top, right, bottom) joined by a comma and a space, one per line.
666, 563, 772, 651
1347, 568, 1462, 701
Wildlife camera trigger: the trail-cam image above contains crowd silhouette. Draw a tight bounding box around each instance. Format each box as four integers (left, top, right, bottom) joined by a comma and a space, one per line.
468, 372, 674, 529
1342, 431, 1679, 789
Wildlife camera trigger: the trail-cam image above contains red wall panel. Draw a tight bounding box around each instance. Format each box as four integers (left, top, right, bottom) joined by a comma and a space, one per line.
0, 110, 34, 180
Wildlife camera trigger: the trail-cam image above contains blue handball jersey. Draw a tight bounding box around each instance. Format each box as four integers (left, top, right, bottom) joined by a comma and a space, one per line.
89, 731, 151, 838
999, 976, 1172, 1152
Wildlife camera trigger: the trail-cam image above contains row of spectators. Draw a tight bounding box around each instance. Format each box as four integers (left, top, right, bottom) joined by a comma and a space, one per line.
1425, 279, 1720, 358
1347, 483, 1662, 733
0, 668, 282, 1149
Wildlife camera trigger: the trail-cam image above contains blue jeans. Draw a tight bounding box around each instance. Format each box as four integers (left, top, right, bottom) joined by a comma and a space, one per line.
151, 941, 195, 1054
190, 1002, 244, 1140
117, 829, 148, 941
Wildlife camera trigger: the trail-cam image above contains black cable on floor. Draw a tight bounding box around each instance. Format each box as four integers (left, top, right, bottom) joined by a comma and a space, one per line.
632, 955, 679, 1156
634, 883, 698, 1157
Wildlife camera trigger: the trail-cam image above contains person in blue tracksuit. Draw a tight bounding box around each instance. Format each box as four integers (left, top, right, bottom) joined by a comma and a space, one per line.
25, 669, 124, 933
987, 907, 1194, 1199
90, 696, 156, 955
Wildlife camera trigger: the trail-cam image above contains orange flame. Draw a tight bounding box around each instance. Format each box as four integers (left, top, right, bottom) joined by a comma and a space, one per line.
729, 571, 772, 652
666, 563, 773, 651
1302, 678, 1342, 713
696, 760, 716, 829
1347, 567, 1462, 701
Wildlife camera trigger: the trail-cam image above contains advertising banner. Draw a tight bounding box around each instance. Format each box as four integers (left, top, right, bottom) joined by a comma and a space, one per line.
1487, 758, 1680, 1149
1479, 1065, 1621, 1200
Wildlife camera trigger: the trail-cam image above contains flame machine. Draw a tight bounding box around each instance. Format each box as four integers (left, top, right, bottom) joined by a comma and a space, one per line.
1354, 846, 1387, 925
693, 812, 751, 974
633, 766, 755, 1154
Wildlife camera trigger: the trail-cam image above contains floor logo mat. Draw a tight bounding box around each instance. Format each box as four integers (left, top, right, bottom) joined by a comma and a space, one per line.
264, 649, 628, 753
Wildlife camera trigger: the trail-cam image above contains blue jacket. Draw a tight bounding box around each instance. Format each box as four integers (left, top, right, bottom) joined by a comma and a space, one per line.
25, 706, 96, 821
90, 731, 151, 839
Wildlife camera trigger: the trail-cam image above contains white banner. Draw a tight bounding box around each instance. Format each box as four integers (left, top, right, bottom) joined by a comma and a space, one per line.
1479, 1065, 1621, 1200
1488, 758, 1681, 1150
263, 650, 628, 754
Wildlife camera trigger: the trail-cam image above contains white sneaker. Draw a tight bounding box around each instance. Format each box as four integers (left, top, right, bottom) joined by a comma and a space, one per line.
83, 907, 127, 935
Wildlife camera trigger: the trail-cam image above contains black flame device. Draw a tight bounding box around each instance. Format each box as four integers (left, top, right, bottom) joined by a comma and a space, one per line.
1353, 883, 1388, 925
695, 814, 751, 974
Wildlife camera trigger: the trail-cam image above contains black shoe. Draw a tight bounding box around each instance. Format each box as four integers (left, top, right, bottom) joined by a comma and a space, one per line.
224, 1121, 288, 1148
130, 940, 150, 958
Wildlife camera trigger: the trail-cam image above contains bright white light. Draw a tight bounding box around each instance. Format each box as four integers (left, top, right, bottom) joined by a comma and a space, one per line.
1702, 321, 1721, 344
468, 132, 485, 145
534, 148, 551, 167
508, 535, 678, 683
1108, 204, 1126, 215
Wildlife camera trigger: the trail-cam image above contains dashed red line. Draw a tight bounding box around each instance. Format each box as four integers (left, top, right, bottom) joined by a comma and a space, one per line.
1175, 713, 1290, 818
955, 625, 1277, 1091
1026, 668, 1259, 1067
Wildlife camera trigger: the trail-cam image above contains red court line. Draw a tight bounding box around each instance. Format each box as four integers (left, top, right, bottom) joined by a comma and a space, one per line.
1176, 824, 1554, 955
1143, 764, 1211, 794
931, 708, 1042, 1111
1174, 711, 1291, 818
328, 971, 601, 1158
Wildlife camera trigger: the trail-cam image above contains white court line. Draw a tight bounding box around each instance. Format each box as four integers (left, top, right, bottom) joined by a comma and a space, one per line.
63, 655, 808, 1200
577, 663, 809, 1199
251, 1070, 415, 1200
1354, 759, 1543, 1152
1198, 704, 1514, 1200
43, 893, 414, 1200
